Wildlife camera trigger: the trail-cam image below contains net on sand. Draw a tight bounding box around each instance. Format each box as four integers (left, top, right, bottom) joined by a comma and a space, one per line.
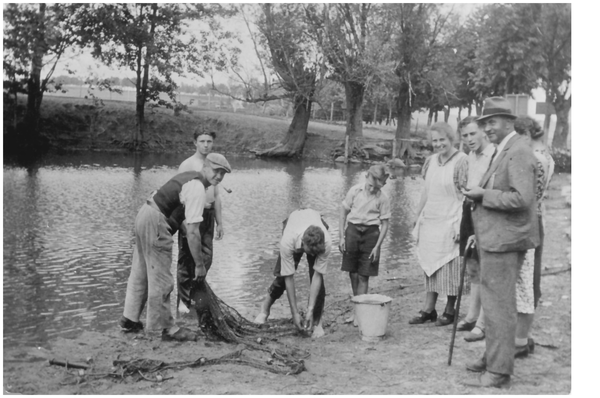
114, 281, 310, 378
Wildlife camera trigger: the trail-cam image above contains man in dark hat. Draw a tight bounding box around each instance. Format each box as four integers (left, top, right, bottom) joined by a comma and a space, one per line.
119, 153, 231, 342
462, 97, 539, 388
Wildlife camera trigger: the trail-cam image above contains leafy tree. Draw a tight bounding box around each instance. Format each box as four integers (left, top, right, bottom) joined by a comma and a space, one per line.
305, 3, 383, 151
253, 3, 323, 157
472, 3, 571, 148
3, 3, 88, 142
82, 3, 237, 149
384, 3, 454, 158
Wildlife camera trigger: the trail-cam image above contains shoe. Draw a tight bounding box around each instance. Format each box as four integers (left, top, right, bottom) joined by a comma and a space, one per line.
464, 328, 485, 342
515, 344, 530, 358
466, 356, 486, 372
119, 316, 144, 333
408, 310, 437, 324
435, 312, 455, 326
462, 371, 511, 389
254, 313, 268, 324
161, 327, 197, 342
528, 337, 535, 354
456, 319, 477, 332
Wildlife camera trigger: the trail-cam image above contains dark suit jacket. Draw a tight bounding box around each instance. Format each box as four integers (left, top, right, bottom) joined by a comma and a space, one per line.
472, 134, 540, 252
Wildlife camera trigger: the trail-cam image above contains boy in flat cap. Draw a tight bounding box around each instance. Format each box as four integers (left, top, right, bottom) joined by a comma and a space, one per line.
339, 164, 391, 326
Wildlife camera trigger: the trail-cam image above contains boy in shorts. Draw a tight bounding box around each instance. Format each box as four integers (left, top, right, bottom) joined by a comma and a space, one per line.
339, 164, 391, 325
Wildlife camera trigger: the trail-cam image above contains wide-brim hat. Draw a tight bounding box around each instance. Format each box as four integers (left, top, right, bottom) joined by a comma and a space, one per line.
206, 153, 232, 173
476, 97, 517, 122
367, 164, 389, 187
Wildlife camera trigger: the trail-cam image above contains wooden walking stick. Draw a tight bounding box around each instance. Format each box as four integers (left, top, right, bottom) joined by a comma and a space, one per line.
448, 239, 474, 366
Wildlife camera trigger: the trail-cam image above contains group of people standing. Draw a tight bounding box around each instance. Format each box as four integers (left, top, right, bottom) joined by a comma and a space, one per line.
118, 95, 554, 389
410, 97, 554, 388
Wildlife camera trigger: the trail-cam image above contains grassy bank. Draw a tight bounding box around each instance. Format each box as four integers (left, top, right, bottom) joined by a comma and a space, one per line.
5, 96, 412, 162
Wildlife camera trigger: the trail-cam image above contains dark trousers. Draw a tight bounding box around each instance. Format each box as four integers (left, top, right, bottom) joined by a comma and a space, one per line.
177, 208, 215, 308
266, 216, 328, 324
479, 249, 525, 376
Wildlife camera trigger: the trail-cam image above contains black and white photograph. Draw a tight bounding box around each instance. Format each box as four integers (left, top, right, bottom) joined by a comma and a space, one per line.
3, 2, 576, 394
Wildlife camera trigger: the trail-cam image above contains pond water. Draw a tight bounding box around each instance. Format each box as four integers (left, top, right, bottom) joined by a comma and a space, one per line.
3, 151, 423, 348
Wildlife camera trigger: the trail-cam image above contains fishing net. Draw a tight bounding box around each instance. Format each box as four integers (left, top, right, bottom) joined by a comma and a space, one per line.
112, 280, 310, 379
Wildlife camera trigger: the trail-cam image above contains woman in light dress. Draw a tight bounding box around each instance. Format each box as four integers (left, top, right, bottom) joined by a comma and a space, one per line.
410, 122, 468, 326
513, 116, 555, 356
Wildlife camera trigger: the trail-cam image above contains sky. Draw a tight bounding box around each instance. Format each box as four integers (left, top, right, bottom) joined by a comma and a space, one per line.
50, 2, 480, 88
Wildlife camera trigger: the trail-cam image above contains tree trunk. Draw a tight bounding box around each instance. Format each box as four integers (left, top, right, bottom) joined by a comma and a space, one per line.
25, 3, 47, 139
344, 81, 365, 150
256, 96, 311, 157
427, 108, 433, 126
475, 100, 483, 115
443, 107, 450, 122
395, 81, 416, 159
551, 97, 571, 149
373, 100, 378, 124
543, 99, 552, 145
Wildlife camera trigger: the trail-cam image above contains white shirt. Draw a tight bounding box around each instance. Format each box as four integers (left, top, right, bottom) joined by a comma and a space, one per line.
179, 180, 206, 224
493, 131, 518, 164
467, 143, 496, 190
279, 209, 332, 277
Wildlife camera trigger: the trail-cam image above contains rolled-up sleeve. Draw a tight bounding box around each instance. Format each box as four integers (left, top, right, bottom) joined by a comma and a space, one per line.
342, 185, 357, 210
379, 193, 392, 220
279, 236, 296, 277
180, 180, 206, 224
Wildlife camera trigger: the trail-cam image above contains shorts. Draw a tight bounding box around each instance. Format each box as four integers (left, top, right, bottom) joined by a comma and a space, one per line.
341, 223, 380, 277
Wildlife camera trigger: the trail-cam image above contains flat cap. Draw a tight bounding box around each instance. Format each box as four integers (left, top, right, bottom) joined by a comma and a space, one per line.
206, 153, 231, 173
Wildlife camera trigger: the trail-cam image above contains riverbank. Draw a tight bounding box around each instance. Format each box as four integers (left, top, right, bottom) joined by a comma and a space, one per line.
3, 172, 572, 394
4, 96, 411, 162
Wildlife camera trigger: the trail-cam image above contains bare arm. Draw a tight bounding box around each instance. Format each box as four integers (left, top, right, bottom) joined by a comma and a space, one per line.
304, 270, 323, 330
369, 219, 389, 262
187, 222, 206, 281
284, 275, 303, 330
339, 205, 350, 253
214, 187, 224, 240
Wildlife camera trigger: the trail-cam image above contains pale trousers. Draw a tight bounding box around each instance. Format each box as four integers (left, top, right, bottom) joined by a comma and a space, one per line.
479, 250, 525, 376
123, 203, 176, 331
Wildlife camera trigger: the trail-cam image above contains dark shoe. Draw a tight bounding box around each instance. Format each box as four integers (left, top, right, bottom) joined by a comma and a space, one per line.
119, 316, 143, 333
528, 337, 535, 354
408, 310, 438, 324
463, 371, 511, 389
515, 344, 530, 358
466, 356, 486, 372
464, 328, 485, 342
456, 319, 477, 332
435, 312, 455, 326
162, 327, 197, 342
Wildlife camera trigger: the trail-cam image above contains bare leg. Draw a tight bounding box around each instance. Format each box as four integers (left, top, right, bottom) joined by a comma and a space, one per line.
424, 291, 438, 312
254, 295, 275, 324
516, 313, 535, 342
464, 284, 481, 322
356, 275, 369, 295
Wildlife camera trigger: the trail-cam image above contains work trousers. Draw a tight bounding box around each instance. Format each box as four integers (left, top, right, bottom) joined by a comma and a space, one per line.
479, 249, 525, 376
177, 208, 215, 308
123, 202, 175, 331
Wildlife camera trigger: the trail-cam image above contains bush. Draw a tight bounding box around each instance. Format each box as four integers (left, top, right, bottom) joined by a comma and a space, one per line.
551, 147, 571, 173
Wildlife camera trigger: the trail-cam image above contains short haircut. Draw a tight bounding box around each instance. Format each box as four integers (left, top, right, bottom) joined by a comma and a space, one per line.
193, 128, 216, 141
458, 116, 479, 132
514, 116, 543, 140
429, 122, 456, 143
302, 225, 326, 256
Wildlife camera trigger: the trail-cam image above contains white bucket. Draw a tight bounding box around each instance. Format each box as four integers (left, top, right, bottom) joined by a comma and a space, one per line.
351, 294, 392, 342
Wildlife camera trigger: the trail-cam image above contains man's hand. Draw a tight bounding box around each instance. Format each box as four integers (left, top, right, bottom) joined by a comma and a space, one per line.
369, 245, 380, 262
292, 311, 304, 331
304, 309, 314, 331
462, 187, 485, 201
194, 264, 207, 283
215, 224, 224, 240
338, 237, 346, 254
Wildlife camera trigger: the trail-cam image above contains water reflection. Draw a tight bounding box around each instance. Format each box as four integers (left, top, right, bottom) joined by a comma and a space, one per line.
3, 152, 422, 348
